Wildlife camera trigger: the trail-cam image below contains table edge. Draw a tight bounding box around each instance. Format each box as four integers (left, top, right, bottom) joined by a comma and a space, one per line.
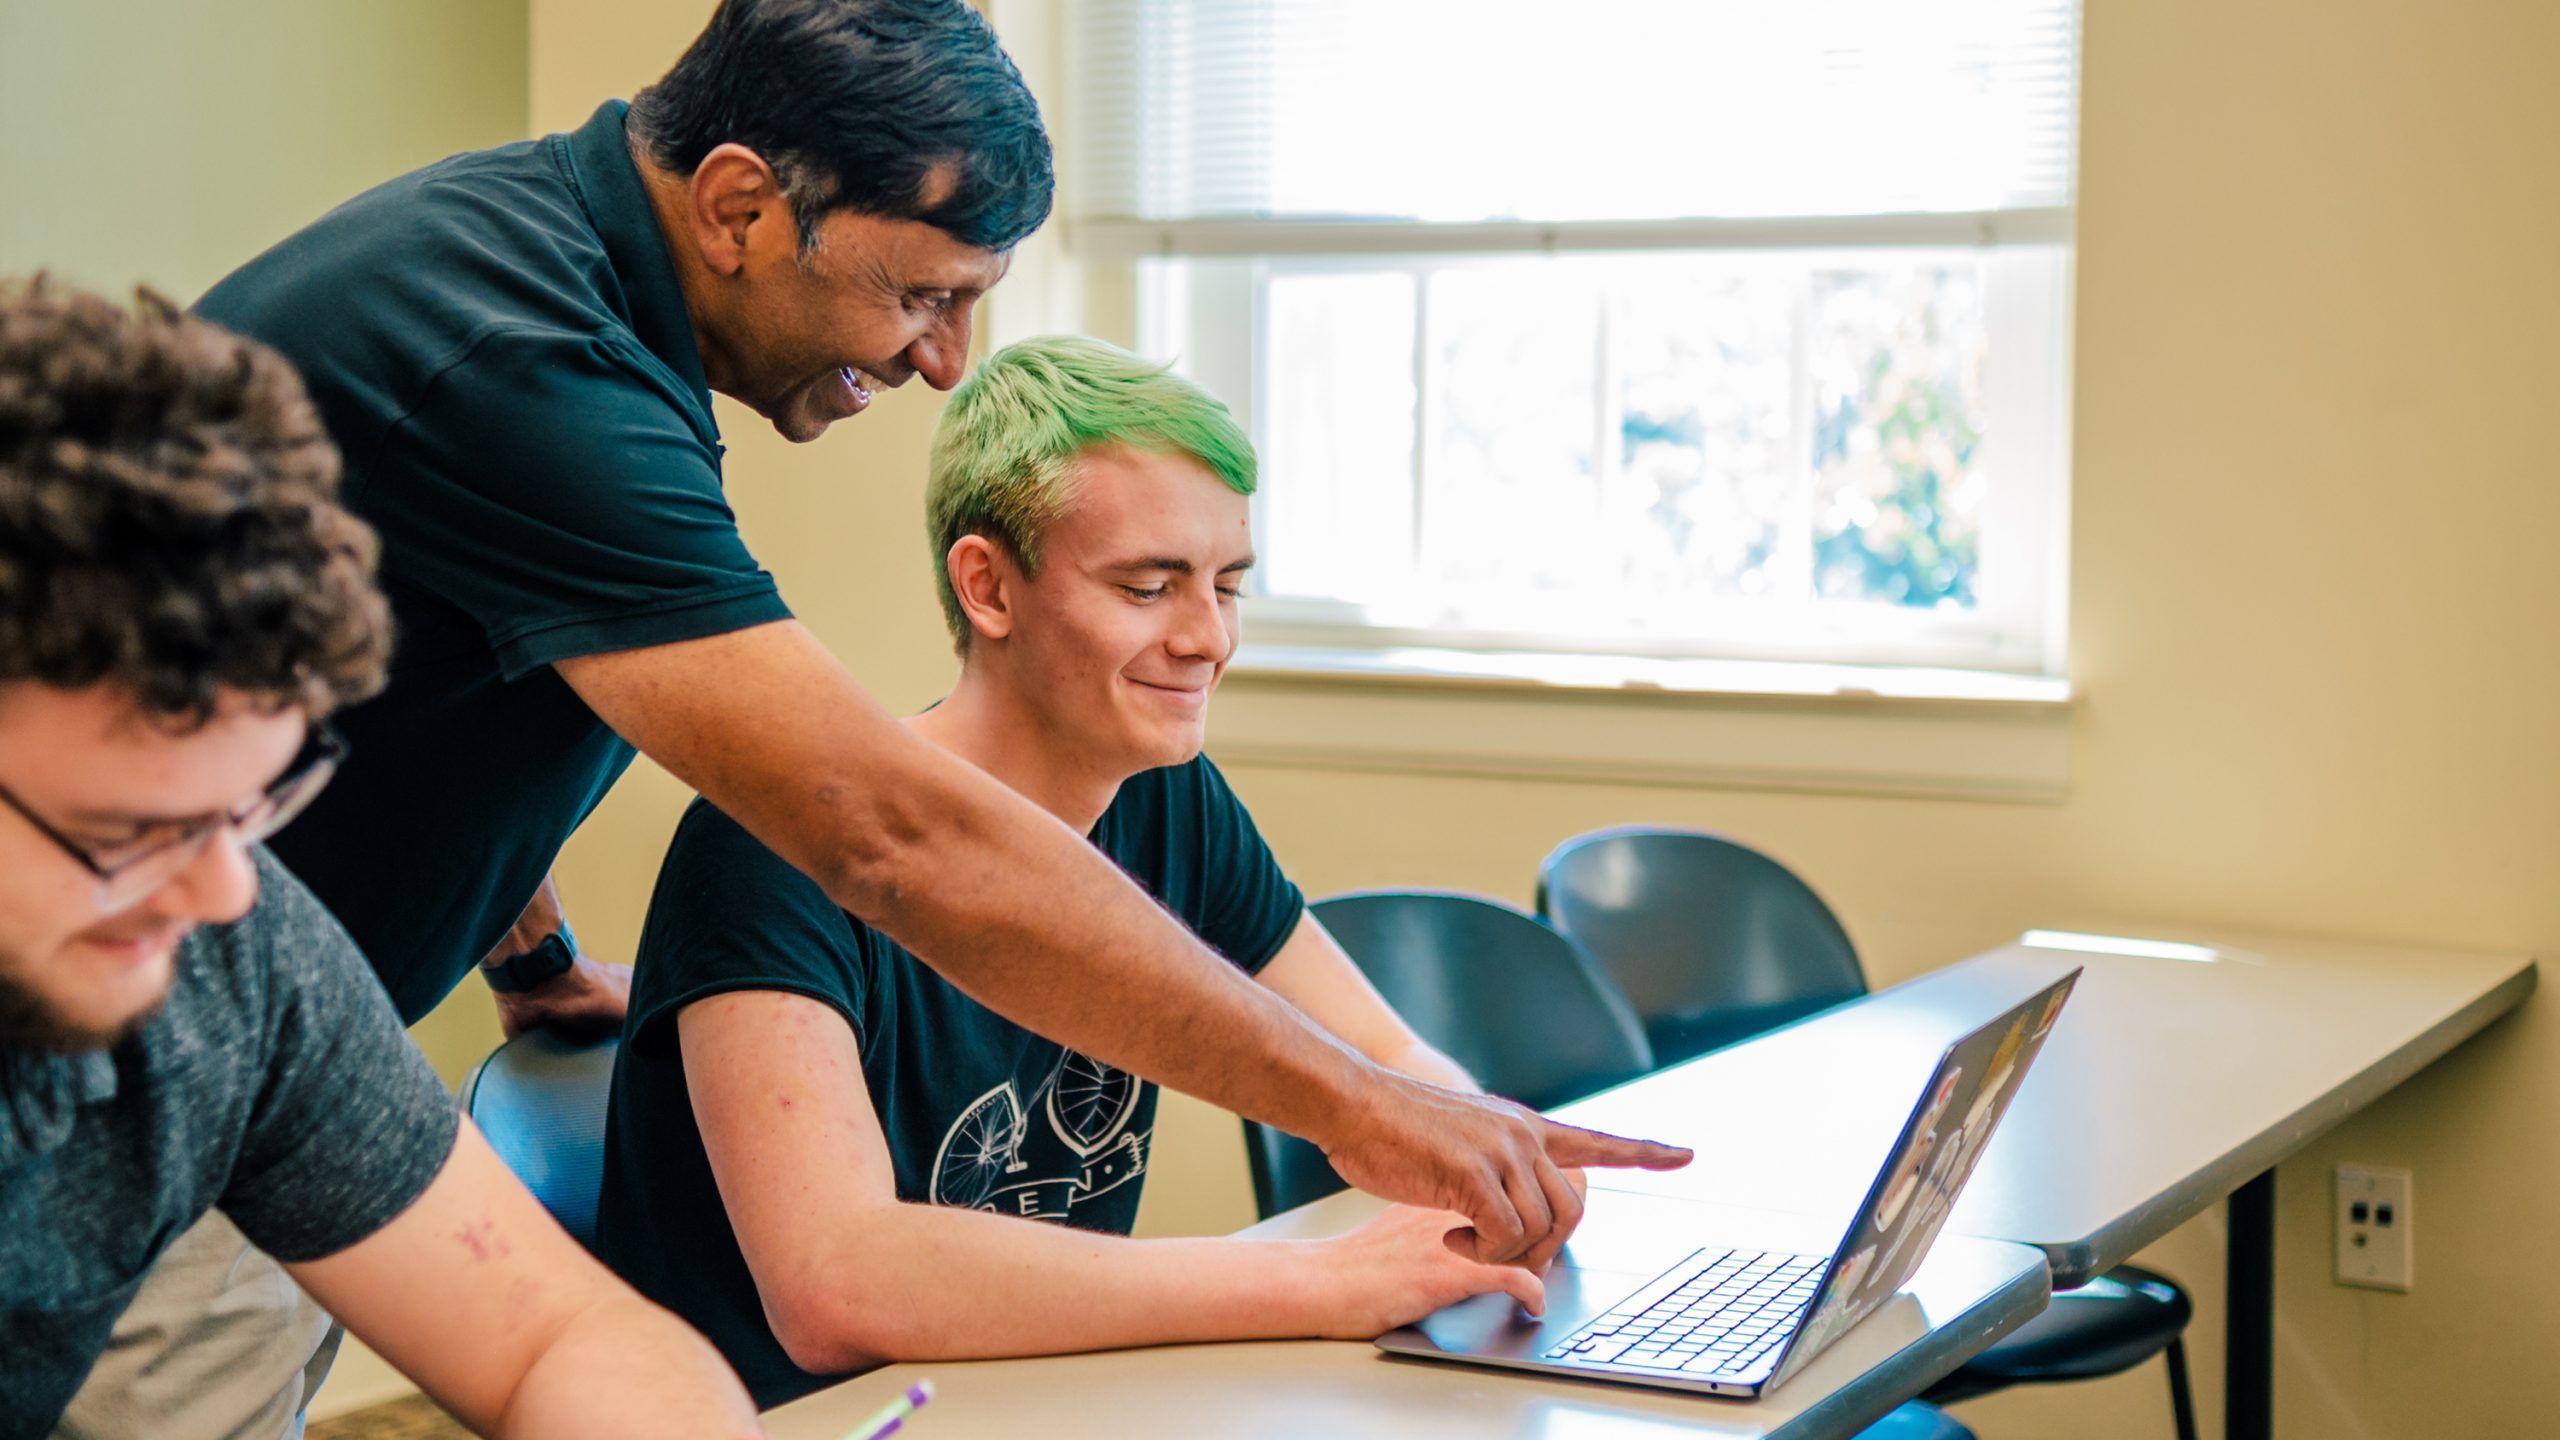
2026, 960, 2536, 1285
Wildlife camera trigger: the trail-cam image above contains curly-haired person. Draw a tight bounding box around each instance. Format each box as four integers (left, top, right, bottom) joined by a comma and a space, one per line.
0, 279, 763, 1440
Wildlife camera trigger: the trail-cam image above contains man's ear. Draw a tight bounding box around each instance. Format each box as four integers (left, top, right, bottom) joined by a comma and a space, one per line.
947, 535, 1017, 644
683, 143, 794, 279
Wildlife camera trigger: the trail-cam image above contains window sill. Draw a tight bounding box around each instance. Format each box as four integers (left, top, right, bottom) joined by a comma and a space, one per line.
1205, 644, 2075, 803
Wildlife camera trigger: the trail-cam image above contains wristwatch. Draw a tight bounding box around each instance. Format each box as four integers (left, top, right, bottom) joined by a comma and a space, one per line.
482, 922, 578, 994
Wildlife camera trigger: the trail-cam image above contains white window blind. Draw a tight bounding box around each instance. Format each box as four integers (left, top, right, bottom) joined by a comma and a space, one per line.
1067, 0, 2080, 255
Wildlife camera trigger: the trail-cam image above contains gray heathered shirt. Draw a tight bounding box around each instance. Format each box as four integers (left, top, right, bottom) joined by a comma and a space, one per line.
0, 850, 459, 1438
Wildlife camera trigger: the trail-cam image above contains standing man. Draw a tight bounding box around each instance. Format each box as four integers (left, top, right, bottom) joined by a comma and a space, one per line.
0, 279, 763, 1440
198, 0, 1687, 1259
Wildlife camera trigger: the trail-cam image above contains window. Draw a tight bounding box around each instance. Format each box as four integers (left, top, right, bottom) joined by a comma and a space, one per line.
1066, 0, 2080, 680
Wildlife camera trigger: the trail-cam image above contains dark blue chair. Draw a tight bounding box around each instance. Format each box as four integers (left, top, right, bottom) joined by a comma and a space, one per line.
1923, 1263, 2196, 1437
461, 1030, 618, 1251
1536, 824, 1866, 1068
1539, 826, 2195, 1440
1248, 888, 1976, 1440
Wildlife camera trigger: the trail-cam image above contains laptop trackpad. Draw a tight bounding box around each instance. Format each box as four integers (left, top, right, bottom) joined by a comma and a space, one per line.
1401, 1264, 1658, 1359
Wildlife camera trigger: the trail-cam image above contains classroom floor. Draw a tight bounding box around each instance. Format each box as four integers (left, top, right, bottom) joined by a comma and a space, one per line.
306, 1396, 469, 1440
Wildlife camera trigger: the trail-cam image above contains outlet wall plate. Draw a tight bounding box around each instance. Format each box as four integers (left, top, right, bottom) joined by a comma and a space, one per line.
2335, 1164, 2413, 1291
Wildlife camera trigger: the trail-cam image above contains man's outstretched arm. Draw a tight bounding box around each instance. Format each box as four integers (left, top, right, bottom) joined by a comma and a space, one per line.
558, 620, 1689, 1265
288, 1120, 760, 1439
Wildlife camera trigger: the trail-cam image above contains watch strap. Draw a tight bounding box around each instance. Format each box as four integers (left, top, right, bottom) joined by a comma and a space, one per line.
481, 924, 578, 994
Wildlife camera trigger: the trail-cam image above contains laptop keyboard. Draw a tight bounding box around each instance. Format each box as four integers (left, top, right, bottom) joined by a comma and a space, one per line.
1541, 1247, 1827, 1376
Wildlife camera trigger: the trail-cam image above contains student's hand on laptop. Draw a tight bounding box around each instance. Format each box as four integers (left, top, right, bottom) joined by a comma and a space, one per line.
1326, 1079, 1690, 1271
1305, 1204, 1550, 1336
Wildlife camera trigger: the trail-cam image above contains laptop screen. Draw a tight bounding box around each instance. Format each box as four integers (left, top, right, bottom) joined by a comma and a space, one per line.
1767, 968, 2080, 1386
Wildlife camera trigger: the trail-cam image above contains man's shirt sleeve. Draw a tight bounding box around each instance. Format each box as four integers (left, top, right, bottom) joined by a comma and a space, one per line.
372, 327, 791, 680
625, 800, 872, 1061
220, 854, 461, 1264
1187, 758, 1306, 977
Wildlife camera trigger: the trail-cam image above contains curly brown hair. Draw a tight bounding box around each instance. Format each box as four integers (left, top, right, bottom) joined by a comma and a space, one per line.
0, 277, 390, 725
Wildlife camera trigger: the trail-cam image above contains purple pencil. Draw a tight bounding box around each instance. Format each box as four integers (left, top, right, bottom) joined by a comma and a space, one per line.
842, 1380, 935, 1440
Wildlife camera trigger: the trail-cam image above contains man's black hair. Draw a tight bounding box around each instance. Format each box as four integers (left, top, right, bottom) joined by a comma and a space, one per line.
629, 0, 1053, 253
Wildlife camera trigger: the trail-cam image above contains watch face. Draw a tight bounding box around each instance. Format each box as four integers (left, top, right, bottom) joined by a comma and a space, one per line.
490, 931, 576, 992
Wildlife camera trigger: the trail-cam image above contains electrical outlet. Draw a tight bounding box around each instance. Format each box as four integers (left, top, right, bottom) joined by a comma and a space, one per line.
2335, 1165, 2413, 1291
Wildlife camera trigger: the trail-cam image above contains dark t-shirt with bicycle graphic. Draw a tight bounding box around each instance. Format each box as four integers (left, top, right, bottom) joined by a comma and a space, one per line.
595, 755, 1304, 1407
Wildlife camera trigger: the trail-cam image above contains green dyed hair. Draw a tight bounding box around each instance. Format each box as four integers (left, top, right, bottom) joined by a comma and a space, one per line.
927, 335, 1256, 650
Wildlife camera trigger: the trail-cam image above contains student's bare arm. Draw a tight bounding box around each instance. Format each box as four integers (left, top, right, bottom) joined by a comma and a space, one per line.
680, 990, 1540, 1372
557, 621, 1687, 1267
287, 1121, 760, 1439
1256, 913, 1478, 1092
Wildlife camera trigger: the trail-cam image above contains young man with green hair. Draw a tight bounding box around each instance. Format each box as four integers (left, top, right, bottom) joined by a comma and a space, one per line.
594, 337, 1548, 1407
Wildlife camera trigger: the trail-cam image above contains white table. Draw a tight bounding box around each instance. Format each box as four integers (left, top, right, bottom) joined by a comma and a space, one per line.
764, 1186, 2050, 1440
1556, 926, 2537, 1440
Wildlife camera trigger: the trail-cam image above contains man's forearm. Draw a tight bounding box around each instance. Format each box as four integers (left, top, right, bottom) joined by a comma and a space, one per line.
804, 729, 1381, 1145
493, 1293, 762, 1440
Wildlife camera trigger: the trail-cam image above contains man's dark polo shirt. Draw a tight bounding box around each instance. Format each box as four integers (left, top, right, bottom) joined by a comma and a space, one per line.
198, 101, 791, 1022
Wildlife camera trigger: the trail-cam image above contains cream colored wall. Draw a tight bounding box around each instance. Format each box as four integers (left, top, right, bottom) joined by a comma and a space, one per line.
0, 1, 527, 302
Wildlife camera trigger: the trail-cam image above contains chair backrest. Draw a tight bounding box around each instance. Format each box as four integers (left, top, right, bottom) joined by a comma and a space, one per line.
461, 1030, 619, 1250
1242, 889, 1653, 1219
1537, 826, 1868, 1068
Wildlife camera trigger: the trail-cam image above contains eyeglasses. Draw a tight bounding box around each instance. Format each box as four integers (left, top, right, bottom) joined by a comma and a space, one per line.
0, 724, 345, 916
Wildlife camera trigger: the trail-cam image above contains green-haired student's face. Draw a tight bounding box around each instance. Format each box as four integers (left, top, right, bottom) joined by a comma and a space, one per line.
979, 445, 1253, 779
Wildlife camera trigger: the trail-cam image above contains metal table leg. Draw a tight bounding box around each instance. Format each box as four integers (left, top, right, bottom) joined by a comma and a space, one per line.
2226, 1168, 2276, 1440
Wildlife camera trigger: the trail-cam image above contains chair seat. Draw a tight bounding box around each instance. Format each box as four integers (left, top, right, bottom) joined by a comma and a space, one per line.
1858, 1402, 1976, 1440
1955, 1264, 2192, 1382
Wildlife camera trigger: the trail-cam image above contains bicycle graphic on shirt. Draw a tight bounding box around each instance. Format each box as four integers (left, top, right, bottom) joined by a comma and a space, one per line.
928, 1047, 1148, 1220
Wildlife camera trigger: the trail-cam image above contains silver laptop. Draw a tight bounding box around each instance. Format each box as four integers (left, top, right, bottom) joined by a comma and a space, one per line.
1377, 969, 2079, 1397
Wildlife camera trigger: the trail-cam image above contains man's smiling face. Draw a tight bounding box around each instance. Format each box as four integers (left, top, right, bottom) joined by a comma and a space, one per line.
720, 199, 1009, 444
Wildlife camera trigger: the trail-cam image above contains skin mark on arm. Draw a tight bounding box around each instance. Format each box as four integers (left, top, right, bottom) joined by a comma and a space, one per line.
454, 1216, 513, 1262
